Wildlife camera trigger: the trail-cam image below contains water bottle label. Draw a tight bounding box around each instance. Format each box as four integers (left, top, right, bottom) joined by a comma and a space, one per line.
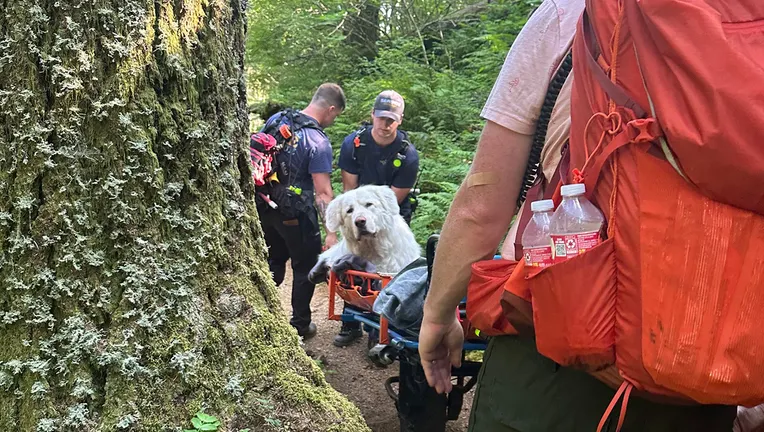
524, 246, 554, 268
576, 231, 601, 252
552, 236, 567, 261
551, 231, 601, 262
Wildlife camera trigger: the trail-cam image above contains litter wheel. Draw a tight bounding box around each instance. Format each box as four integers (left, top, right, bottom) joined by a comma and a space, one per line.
369, 344, 396, 367
367, 328, 378, 351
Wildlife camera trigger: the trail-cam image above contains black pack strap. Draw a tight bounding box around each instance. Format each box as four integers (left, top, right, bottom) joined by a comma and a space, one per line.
353, 125, 409, 161
260, 108, 324, 196
517, 49, 573, 208
397, 130, 412, 158
264, 108, 322, 138
290, 110, 322, 131
350, 122, 372, 162
385, 132, 412, 186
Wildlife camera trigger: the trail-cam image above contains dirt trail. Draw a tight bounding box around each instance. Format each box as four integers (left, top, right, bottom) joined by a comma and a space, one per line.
278, 266, 471, 432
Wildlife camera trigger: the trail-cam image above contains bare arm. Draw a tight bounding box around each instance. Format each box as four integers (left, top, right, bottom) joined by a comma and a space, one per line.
423, 120, 533, 324
390, 186, 411, 205
341, 170, 359, 192
312, 172, 334, 231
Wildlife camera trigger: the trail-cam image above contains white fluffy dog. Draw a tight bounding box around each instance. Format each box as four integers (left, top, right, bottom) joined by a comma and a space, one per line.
310, 185, 421, 280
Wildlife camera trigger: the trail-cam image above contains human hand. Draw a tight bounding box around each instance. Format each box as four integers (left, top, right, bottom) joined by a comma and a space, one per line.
418, 314, 464, 394
323, 232, 338, 251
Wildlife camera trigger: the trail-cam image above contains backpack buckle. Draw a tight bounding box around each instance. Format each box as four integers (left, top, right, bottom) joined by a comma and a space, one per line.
627, 118, 661, 143
279, 124, 292, 139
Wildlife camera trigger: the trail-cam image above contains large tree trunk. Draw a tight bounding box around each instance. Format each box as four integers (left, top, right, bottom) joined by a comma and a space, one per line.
0, 1, 369, 431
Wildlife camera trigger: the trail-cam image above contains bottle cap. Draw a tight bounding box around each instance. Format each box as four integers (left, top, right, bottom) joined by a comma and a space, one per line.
530, 199, 554, 212
561, 183, 586, 197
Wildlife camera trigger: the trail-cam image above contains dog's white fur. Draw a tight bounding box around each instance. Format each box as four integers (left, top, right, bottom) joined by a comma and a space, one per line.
317, 185, 421, 275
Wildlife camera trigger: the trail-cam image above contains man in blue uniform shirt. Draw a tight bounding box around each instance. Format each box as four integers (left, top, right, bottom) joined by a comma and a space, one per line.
258, 83, 344, 339
332, 90, 420, 346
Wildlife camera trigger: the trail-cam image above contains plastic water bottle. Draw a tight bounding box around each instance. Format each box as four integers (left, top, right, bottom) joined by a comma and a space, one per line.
549, 184, 605, 263
521, 200, 555, 268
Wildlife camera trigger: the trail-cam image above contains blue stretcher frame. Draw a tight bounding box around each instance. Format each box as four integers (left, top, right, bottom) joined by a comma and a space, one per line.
328, 254, 502, 354
339, 306, 489, 352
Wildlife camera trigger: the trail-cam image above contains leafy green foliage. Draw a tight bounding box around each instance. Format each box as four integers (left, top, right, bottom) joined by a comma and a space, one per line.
247, 0, 540, 244
183, 411, 253, 432
184, 411, 221, 432
246, 0, 354, 106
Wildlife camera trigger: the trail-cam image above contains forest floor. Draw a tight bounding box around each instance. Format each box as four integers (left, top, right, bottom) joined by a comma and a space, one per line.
278, 266, 472, 432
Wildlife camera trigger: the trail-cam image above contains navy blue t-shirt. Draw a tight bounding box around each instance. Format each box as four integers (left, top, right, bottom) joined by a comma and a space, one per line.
338, 128, 419, 189
261, 111, 333, 193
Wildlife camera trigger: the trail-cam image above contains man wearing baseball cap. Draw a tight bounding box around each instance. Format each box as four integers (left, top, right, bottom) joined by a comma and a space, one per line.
332, 89, 420, 347
338, 90, 420, 222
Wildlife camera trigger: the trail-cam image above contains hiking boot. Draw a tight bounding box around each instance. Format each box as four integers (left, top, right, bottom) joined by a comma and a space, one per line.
296, 322, 317, 340
333, 321, 362, 347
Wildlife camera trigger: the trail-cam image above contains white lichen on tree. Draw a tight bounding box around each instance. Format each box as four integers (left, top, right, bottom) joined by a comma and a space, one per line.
0, 0, 369, 430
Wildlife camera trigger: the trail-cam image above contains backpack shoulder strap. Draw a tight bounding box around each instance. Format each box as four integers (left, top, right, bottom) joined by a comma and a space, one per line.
266, 108, 323, 138
391, 130, 412, 169
290, 110, 322, 132
517, 48, 573, 208
261, 110, 286, 135
511, 49, 573, 261
397, 130, 412, 156
351, 122, 372, 162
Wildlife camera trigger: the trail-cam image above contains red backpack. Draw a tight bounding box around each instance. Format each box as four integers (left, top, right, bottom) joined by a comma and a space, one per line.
519, 0, 764, 427
465, 0, 764, 428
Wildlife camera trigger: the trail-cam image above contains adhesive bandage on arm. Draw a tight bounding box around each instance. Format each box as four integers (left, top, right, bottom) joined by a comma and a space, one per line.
466, 172, 500, 188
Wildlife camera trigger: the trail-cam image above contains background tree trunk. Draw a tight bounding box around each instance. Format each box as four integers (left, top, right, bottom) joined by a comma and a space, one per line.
345, 0, 380, 61
0, 1, 369, 431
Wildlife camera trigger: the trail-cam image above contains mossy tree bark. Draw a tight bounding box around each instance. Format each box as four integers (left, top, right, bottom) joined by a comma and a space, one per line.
0, 0, 369, 431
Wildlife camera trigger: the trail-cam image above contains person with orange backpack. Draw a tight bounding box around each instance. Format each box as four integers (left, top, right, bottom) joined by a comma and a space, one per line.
418, 0, 762, 430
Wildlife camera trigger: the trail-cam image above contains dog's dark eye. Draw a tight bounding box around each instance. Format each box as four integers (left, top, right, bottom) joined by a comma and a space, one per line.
365, 202, 373, 208
346, 207, 353, 214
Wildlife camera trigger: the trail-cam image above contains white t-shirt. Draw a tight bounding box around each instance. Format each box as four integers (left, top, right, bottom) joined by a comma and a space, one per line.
480, 0, 584, 260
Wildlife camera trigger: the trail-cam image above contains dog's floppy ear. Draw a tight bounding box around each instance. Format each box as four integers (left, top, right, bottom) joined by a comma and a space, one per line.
325, 195, 343, 233
377, 186, 400, 215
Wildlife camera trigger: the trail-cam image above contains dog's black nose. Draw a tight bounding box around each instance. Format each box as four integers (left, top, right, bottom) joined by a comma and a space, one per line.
355, 218, 367, 228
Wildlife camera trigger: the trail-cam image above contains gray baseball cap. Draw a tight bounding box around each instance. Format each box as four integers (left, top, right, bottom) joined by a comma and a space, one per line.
373, 90, 405, 123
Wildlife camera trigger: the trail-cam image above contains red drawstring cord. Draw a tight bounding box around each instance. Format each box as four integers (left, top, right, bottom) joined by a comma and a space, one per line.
575, 111, 622, 184
597, 381, 633, 432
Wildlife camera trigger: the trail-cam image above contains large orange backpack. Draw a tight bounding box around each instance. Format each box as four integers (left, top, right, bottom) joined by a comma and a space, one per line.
517, 0, 764, 425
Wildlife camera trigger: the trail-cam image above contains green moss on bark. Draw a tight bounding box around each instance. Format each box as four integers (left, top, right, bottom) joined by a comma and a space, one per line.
0, 0, 369, 431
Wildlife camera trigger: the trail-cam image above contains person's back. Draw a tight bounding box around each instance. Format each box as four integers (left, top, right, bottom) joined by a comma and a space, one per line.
260, 109, 330, 198
255, 83, 345, 339
417, 1, 739, 430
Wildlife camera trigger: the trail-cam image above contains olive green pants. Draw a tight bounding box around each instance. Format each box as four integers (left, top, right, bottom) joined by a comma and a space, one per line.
468, 336, 736, 432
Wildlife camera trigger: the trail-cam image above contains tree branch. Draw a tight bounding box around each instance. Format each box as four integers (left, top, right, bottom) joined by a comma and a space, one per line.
439, 25, 452, 70
400, 0, 430, 67
420, 0, 493, 32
